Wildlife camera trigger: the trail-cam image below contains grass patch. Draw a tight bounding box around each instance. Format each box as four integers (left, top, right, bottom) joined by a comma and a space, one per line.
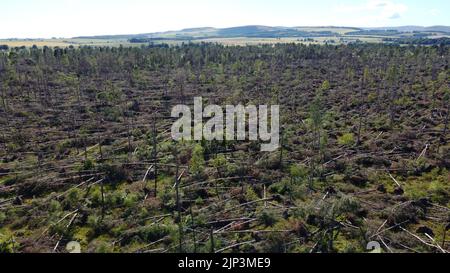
404, 169, 450, 205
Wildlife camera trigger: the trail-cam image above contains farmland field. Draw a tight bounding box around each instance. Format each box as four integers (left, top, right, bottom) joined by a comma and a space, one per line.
0, 38, 139, 48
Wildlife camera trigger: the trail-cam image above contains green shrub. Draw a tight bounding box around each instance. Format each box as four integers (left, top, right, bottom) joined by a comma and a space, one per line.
259, 211, 278, 227
338, 133, 355, 146
405, 179, 449, 205
0, 235, 18, 253
190, 144, 205, 176
49, 200, 62, 213
140, 225, 174, 242
102, 106, 121, 122
86, 215, 114, 236
63, 188, 83, 209
100, 164, 129, 185
290, 164, 308, 184
82, 159, 95, 171
87, 215, 100, 229
56, 139, 73, 153
90, 187, 103, 207
0, 212, 6, 225
93, 241, 114, 253
123, 193, 139, 208
195, 197, 204, 206
106, 191, 124, 207
2, 176, 24, 186
245, 187, 259, 202
404, 169, 449, 205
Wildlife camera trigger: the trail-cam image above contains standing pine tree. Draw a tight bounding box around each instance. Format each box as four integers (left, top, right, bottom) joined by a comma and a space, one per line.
190, 144, 205, 177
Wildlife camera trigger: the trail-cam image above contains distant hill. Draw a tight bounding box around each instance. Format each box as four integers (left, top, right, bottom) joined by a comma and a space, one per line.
365, 25, 450, 33
73, 26, 362, 40
73, 25, 450, 41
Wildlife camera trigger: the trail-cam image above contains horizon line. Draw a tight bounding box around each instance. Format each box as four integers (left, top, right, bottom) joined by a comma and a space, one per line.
1, 24, 449, 40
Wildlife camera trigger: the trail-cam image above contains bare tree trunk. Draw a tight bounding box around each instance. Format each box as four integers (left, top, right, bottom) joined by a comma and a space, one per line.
101, 180, 105, 219
175, 165, 183, 253
126, 115, 132, 159
83, 136, 88, 162
1, 84, 7, 112
279, 128, 284, 169
210, 228, 215, 253
152, 116, 158, 197
190, 206, 197, 253
357, 81, 365, 146
443, 104, 449, 142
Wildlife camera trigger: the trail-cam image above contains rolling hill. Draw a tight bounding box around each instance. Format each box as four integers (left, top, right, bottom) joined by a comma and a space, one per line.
73, 25, 450, 41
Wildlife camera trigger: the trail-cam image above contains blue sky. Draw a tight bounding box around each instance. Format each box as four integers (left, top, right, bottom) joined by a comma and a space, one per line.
1, 0, 449, 38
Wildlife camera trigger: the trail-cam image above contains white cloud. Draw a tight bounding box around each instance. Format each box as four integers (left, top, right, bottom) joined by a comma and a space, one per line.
428, 9, 440, 16
377, 1, 408, 20
333, 0, 408, 26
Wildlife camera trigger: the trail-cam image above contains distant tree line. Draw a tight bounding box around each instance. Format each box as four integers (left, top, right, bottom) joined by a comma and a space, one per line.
347, 30, 400, 36
383, 37, 450, 46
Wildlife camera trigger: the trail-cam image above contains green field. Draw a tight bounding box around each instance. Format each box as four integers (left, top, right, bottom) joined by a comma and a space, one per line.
1, 25, 449, 48
0, 38, 139, 48
0, 36, 383, 48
